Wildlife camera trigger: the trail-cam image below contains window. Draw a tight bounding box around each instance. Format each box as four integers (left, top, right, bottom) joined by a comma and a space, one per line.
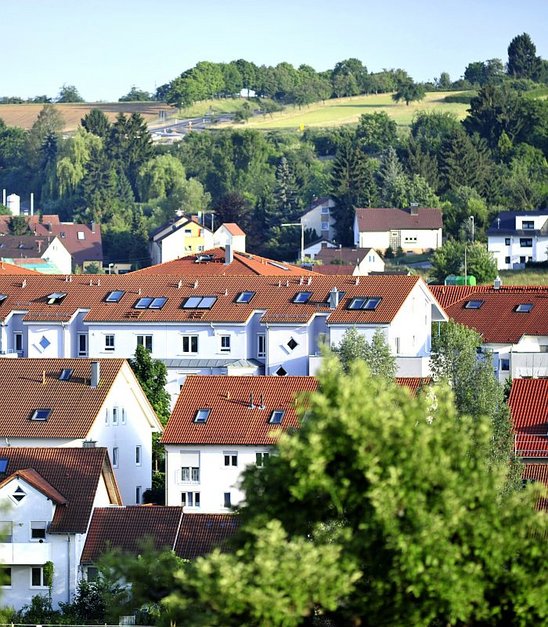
275, 366, 287, 376
224, 492, 232, 508
464, 300, 484, 309
30, 408, 51, 421
182, 295, 217, 309
257, 334, 266, 357
520, 238, 532, 247
500, 359, 510, 371
224, 452, 237, 467
0, 522, 13, 542
137, 335, 153, 351
347, 296, 382, 310
522, 220, 534, 229
321, 221, 329, 231
78, 333, 88, 356
11, 486, 26, 503
0, 567, 11, 587
121, 408, 126, 425
105, 335, 115, 351
39, 336, 50, 350
14, 332, 22, 355
505, 256, 511, 264
112, 407, 119, 425
77, 231, 85, 240
135, 296, 168, 310
181, 492, 200, 507
292, 291, 313, 304
256, 452, 270, 466
520, 256, 526, 263
505, 238, 511, 245
86, 566, 99, 582
31, 567, 46, 588
269, 410, 285, 424
181, 466, 200, 482
106, 290, 125, 303
46, 292, 67, 305
287, 337, 298, 351
31, 521, 47, 541
321, 206, 330, 214
135, 446, 141, 465
112, 447, 119, 467
194, 408, 210, 423
136, 486, 142, 504
0, 294, 7, 305
59, 368, 73, 381
182, 335, 198, 353
515, 303, 533, 313
235, 291, 255, 304
220, 335, 231, 353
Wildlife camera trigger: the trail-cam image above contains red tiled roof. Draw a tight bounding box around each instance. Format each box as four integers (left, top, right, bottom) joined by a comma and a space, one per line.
514, 434, 548, 459
162, 376, 318, 445
316, 247, 375, 266
355, 207, 442, 232
396, 377, 432, 394
0, 359, 125, 439
0, 447, 121, 533
0, 273, 424, 326
174, 514, 239, 559
131, 248, 318, 277
430, 286, 548, 343
0, 468, 68, 505
81, 506, 184, 562
509, 379, 548, 436
222, 223, 246, 236
315, 264, 355, 275
523, 463, 548, 487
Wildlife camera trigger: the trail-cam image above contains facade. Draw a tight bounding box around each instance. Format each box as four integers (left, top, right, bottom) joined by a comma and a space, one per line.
149, 216, 214, 265
163, 376, 318, 512
0, 447, 121, 610
431, 285, 548, 382
0, 359, 162, 504
213, 223, 246, 253
315, 246, 385, 275
487, 211, 548, 270
354, 206, 442, 253
300, 197, 336, 242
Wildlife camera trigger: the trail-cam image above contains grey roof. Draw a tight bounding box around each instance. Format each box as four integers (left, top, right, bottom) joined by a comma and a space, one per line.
487, 211, 548, 236
161, 358, 262, 370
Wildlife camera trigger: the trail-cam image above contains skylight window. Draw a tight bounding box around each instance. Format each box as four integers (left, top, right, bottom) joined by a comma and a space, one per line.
106, 290, 125, 303
46, 292, 67, 305
194, 408, 211, 423
515, 303, 533, 313
347, 297, 382, 311
269, 410, 285, 424
464, 300, 484, 309
135, 296, 168, 310
293, 291, 313, 304
58, 368, 73, 381
0, 294, 7, 304
182, 296, 218, 309
0, 459, 8, 473
235, 291, 256, 304
30, 408, 51, 421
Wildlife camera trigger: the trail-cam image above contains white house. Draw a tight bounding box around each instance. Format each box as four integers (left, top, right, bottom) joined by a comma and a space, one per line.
354, 206, 442, 253
0, 447, 121, 610
163, 376, 318, 512
0, 359, 163, 504
431, 285, 548, 382
213, 223, 246, 253
315, 246, 385, 275
300, 197, 336, 242
149, 216, 214, 265
0, 234, 72, 274
487, 211, 548, 270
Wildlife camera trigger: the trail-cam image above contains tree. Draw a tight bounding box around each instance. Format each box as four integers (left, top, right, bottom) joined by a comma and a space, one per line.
118, 86, 151, 102
355, 112, 398, 155
112, 357, 548, 625
334, 327, 396, 378
392, 80, 426, 106
26, 104, 65, 171
431, 241, 498, 283
56, 84, 84, 103
81, 109, 111, 139
8, 215, 30, 235
507, 33, 542, 80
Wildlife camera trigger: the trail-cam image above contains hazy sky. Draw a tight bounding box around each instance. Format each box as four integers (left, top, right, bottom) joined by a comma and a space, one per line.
3, 0, 547, 102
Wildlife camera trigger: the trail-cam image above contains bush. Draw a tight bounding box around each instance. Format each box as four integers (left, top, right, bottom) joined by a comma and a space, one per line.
443, 91, 477, 104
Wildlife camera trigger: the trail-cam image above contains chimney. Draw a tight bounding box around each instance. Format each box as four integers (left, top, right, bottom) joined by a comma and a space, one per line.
226, 391, 231, 400
90, 361, 100, 388
91, 221, 96, 234
42, 370, 46, 385
37, 240, 43, 254
225, 244, 233, 265
259, 394, 265, 409
410, 203, 419, 216
494, 276, 502, 290
249, 392, 255, 409
328, 286, 340, 309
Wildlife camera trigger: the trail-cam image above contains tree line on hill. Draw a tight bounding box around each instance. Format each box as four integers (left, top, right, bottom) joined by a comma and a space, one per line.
0, 33, 546, 272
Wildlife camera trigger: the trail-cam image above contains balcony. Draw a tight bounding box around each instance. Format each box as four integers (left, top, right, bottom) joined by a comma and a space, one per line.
0, 542, 52, 564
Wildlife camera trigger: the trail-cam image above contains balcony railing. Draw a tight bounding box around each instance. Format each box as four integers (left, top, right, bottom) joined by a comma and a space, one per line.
0, 541, 52, 564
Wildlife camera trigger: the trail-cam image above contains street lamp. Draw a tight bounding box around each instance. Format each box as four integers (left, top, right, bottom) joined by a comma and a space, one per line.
281, 222, 305, 263
469, 216, 475, 242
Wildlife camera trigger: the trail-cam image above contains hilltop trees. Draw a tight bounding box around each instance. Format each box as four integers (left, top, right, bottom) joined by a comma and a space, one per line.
56, 84, 84, 103
507, 33, 542, 80
392, 79, 426, 105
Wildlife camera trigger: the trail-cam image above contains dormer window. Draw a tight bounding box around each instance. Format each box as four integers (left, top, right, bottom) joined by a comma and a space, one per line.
46, 292, 67, 305
58, 368, 73, 381
269, 410, 285, 424
464, 300, 484, 309
135, 296, 168, 310
235, 291, 255, 304
347, 296, 382, 311
182, 296, 217, 309
194, 408, 210, 423
293, 291, 312, 304
30, 408, 51, 421
106, 290, 125, 303
515, 303, 533, 313
522, 220, 534, 229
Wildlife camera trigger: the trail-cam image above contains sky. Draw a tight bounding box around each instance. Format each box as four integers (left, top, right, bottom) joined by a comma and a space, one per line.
2, 0, 547, 102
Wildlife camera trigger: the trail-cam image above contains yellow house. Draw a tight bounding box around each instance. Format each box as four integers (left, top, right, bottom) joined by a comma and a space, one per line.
150, 217, 214, 265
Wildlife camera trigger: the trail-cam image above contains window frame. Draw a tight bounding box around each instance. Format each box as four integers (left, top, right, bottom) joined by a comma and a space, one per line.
257, 334, 266, 358
269, 409, 285, 424
292, 291, 313, 304
0, 566, 11, 588
104, 334, 115, 351
182, 334, 199, 354
30, 566, 46, 588
112, 447, 119, 468
137, 334, 153, 352
182, 295, 218, 310
220, 335, 231, 353
235, 291, 255, 304
30, 521, 47, 541
194, 408, 210, 423
224, 452, 238, 467
135, 445, 142, 466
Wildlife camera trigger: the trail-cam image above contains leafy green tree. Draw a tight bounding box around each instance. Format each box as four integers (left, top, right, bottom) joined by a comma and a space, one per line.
26, 104, 65, 171
334, 327, 396, 378
507, 33, 542, 80
355, 112, 398, 155
442, 186, 489, 240
410, 110, 461, 155
137, 154, 186, 201
129, 342, 171, 425
392, 80, 426, 105
56, 83, 84, 103
502, 144, 548, 210
431, 241, 498, 283
56, 128, 103, 197
441, 129, 493, 195
436, 71, 452, 89
8, 215, 30, 235
118, 86, 151, 102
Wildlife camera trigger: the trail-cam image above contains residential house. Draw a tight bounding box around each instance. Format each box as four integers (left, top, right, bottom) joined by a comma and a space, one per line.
149, 216, 214, 265
0, 235, 72, 274
0, 359, 162, 504
315, 246, 385, 275
302, 238, 337, 259
354, 206, 442, 253
0, 447, 121, 610
300, 197, 336, 242
213, 223, 246, 253
163, 375, 318, 512
487, 210, 548, 270
430, 285, 548, 382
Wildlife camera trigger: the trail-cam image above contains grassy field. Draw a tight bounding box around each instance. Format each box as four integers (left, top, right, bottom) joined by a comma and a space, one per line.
499, 269, 548, 285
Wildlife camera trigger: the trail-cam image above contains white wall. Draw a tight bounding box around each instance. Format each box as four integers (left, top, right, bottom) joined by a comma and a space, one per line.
265, 324, 311, 375
488, 233, 548, 270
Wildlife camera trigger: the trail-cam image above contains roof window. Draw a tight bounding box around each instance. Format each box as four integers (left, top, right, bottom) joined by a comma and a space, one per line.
182, 296, 217, 309
194, 408, 211, 423
58, 368, 73, 381
46, 292, 67, 305
77, 231, 85, 240
0, 459, 8, 473
464, 300, 484, 309
135, 296, 168, 310
515, 303, 533, 313
30, 408, 51, 421
269, 410, 285, 424
235, 291, 256, 304
0, 294, 7, 304
347, 296, 382, 311
106, 290, 125, 303
293, 291, 313, 304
